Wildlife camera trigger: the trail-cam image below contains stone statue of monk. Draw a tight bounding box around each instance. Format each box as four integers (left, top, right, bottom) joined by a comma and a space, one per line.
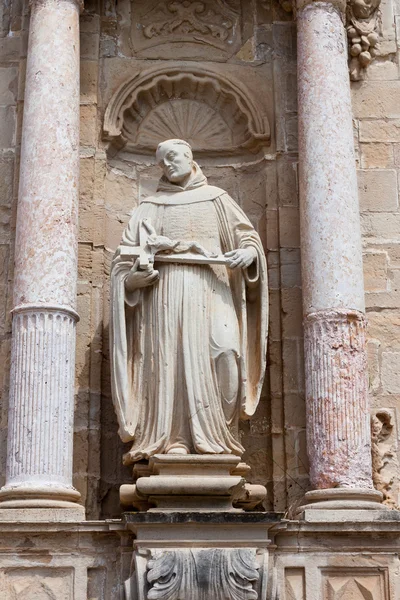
110, 139, 268, 464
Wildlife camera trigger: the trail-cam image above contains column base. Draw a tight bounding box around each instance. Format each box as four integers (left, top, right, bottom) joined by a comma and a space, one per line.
297, 488, 385, 516
0, 506, 85, 522
0, 481, 82, 511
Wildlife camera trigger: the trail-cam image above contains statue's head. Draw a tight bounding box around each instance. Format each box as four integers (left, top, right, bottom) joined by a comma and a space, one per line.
156, 139, 193, 184
349, 0, 380, 19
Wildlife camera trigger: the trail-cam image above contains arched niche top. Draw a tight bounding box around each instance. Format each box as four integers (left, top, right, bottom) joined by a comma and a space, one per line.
103, 65, 271, 157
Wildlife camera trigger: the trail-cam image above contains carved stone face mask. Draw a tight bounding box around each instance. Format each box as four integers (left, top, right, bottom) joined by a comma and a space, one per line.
157, 141, 193, 184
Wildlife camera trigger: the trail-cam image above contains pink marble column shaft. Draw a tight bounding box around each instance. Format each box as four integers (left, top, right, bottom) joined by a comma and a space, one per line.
0, 0, 82, 509
297, 0, 380, 507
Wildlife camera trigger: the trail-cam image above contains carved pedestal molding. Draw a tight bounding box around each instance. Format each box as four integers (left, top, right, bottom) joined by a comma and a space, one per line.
297, 0, 381, 510
120, 455, 267, 512
0, 0, 83, 514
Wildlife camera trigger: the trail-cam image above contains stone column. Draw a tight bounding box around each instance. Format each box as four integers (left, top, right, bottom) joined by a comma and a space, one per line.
297, 0, 382, 509
0, 0, 84, 513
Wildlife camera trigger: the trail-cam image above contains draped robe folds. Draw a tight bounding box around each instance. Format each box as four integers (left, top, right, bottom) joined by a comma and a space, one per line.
110, 166, 268, 464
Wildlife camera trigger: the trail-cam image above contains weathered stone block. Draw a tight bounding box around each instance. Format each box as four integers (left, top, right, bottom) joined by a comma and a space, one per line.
277, 158, 298, 207
366, 339, 381, 392
80, 60, 98, 103
0, 158, 13, 205
361, 213, 400, 238
279, 206, 300, 248
268, 292, 282, 341
281, 288, 303, 338
266, 209, 279, 250
80, 14, 101, 33
281, 263, 301, 288
284, 393, 307, 429
80, 32, 100, 60
360, 143, 394, 169
382, 351, 400, 393
80, 104, 97, 147
283, 339, 302, 393
364, 59, 400, 81
285, 428, 309, 476
358, 169, 399, 212
352, 81, 400, 119
0, 67, 17, 105
79, 157, 96, 242
0, 36, 21, 62
0, 106, 15, 148
360, 120, 400, 143
363, 251, 388, 292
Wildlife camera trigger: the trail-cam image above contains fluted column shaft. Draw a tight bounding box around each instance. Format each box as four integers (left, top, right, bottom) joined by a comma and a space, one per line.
0, 0, 82, 508
297, 0, 380, 507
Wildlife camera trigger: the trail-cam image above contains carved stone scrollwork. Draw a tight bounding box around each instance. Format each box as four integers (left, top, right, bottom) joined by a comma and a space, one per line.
346, 0, 381, 81
146, 549, 260, 600
141, 1, 235, 42
130, 0, 241, 56
103, 66, 270, 156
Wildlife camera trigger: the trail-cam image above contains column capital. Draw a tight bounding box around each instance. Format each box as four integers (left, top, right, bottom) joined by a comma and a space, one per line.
295, 0, 346, 14
278, 0, 346, 15
29, 0, 84, 12
278, 0, 382, 80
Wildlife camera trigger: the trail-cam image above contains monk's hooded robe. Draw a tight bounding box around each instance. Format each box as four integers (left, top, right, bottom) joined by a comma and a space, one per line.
110, 163, 268, 464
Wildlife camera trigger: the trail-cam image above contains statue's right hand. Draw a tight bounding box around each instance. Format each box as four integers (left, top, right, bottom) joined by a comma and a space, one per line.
124, 259, 159, 291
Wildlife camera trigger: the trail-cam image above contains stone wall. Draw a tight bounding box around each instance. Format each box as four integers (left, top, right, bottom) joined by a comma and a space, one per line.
0, 0, 399, 520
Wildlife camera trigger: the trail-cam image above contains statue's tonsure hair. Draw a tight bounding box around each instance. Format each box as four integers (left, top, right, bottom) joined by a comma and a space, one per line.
156, 139, 193, 164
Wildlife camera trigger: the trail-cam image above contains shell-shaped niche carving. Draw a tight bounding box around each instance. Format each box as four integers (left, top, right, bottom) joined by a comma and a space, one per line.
104, 66, 270, 156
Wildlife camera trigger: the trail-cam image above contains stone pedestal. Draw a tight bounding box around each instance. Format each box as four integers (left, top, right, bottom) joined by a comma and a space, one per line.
0, 0, 83, 513
296, 0, 379, 510
123, 512, 283, 600
119, 456, 275, 598
120, 455, 267, 512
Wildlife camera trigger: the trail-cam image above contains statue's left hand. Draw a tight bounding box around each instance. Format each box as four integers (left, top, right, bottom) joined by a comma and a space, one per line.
225, 247, 257, 269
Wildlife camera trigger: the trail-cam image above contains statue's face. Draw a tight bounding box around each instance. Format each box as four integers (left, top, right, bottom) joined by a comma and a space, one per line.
159, 144, 193, 183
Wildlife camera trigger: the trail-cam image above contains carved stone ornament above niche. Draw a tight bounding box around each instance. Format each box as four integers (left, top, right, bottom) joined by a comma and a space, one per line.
130, 0, 242, 59
103, 66, 270, 156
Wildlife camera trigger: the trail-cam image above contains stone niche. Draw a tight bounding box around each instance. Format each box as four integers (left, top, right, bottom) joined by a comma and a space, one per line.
103, 64, 271, 157
100, 55, 277, 517
96, 0, 302, 519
